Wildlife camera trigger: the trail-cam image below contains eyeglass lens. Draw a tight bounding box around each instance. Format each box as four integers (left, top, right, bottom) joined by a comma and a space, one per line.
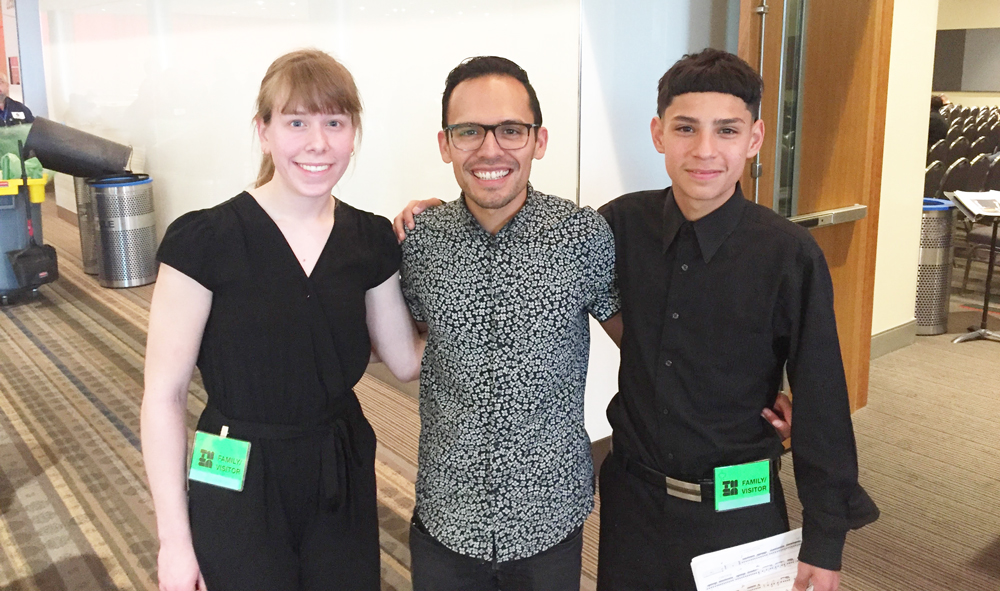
450, 124, 533, 151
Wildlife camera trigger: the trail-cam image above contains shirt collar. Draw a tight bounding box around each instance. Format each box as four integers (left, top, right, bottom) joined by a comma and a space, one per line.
458, 182, 540, 239
662, 183, 748, 263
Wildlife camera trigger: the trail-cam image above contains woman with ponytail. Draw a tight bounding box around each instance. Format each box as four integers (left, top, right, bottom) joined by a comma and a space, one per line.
141, 49, 423, 591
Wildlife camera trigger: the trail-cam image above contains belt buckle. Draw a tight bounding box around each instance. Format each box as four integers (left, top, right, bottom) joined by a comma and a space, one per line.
664, 475, 703, 503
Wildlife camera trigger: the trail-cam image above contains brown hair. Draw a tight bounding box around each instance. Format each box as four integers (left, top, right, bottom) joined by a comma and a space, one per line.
254, 49, 362, 187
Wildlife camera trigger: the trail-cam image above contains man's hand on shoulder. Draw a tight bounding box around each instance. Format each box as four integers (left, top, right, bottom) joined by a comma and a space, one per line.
393, 198, 444, 242
794, 561, 840, 591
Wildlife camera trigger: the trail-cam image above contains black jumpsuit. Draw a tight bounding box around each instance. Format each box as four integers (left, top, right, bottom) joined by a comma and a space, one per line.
157, 192, 400, 590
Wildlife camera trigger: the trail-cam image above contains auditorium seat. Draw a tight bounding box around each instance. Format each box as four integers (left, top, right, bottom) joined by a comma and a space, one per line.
967, 154, 991, 192
986, 158, 1000, 192
962, 224, 1000, 293
969, 137, 991, 159
925, 161, 945, 198
949, 136, 971, 163
927, 139, 948, 166
986, 123, 1000, 153
940, 157, 971, 196
946, 124, 963, 143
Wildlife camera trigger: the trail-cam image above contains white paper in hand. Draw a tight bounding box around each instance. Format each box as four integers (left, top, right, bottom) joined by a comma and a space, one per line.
690, 528, 812, 591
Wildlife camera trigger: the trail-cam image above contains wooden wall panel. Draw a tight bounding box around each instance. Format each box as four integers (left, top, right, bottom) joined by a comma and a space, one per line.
739, 0, 894, 411
797, 0, 893, 410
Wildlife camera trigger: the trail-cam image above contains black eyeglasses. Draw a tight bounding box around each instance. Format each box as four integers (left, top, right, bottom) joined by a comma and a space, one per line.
444, 122, 540, 151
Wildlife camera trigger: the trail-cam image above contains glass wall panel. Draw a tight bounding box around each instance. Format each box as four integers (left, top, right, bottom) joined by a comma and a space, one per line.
772, 0, 809, 217
38, 0, 582, 225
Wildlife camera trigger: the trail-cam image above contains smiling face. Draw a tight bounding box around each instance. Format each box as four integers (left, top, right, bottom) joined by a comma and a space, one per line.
652, 91, 764, 219
438, 75, 547, 223
257, 107, 355, 200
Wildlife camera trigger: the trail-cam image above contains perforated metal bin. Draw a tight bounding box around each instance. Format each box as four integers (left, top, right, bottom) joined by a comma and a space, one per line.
914, 198, 955, 336
74, 176, 99, 275
89, 174, 157, 288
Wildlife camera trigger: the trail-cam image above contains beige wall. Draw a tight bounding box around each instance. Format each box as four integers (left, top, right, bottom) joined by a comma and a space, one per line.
935, 1, 1000, 101
945, 92, 1000, 108
870, 0, 941, 336
937, 0, 1000, 29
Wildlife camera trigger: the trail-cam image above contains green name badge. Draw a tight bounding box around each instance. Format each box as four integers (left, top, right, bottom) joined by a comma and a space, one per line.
714, 459, 771, 512
188, 429, 250, 492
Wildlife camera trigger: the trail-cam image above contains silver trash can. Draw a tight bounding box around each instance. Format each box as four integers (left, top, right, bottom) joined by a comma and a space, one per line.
89, 174, 158, 288
73, 176, 99, 275
915, 198, 955, 335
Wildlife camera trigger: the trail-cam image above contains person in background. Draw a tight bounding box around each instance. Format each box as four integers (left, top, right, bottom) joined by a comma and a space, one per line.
0, 72, 33, 126
141, 49, 423, 591
928, 94, 947, 148
595, 48, 878, 591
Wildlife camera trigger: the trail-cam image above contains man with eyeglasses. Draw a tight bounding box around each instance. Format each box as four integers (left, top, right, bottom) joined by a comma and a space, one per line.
394, 55, 793, 591
396, 56, 620, 591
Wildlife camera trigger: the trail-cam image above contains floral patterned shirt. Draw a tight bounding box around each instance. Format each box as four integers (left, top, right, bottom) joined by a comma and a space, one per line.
400, 185, 620, 561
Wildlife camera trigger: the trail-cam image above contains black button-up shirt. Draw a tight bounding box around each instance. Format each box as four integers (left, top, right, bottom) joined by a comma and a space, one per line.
400, 186, 620, 561
599, 185, 877, 570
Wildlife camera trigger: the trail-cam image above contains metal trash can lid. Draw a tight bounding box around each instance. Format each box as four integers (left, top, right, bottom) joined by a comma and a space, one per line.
923, 198, 952, 211
87, 173, 151, 188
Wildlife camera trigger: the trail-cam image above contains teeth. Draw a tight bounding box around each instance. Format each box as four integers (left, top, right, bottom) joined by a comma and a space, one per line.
299, 163, 330, 172
474, 170, 510, 180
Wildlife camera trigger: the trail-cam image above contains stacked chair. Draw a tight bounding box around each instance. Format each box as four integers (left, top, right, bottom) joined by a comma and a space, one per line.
936, 105, 1000, 292
948, 137, 970, 164
925, 104, 1000, 199
937, 158, 971, 197
927, 138, 948, 166
924, 161, 945, 199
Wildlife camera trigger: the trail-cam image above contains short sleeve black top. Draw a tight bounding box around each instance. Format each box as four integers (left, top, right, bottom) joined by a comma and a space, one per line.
156, 192, 400, 426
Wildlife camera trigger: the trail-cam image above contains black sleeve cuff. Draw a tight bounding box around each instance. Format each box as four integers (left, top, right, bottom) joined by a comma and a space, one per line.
798, 520, 846, 571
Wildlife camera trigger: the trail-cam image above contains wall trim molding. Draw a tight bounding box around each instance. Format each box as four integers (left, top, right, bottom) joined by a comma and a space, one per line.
870, 319, 917, 360
57, 205, 78, 227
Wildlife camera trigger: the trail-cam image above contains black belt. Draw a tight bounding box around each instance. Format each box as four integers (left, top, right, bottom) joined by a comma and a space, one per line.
199, 397, 363, 511
620, 453, 780, 504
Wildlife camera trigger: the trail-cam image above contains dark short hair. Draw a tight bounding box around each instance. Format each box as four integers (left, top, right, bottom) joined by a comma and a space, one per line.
441, 56, 542, 128
931, 95, 944, 112
656, 48, 763, 119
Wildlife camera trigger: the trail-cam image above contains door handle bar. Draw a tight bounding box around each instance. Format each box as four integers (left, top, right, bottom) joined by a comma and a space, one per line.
788, 204, 867, 229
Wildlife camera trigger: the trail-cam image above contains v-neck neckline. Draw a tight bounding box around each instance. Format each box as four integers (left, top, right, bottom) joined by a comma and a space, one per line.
242, 191, 338, 280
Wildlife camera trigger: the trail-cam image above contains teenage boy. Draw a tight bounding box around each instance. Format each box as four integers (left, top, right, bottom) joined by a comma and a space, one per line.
595, 48, 878, 591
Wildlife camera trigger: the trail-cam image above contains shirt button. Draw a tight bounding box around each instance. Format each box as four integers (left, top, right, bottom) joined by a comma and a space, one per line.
681, 264, 689, 271
662, 409, 669, 416
671, 312, 679, 320
664, 360, 673, 367
667, 453, 674, 460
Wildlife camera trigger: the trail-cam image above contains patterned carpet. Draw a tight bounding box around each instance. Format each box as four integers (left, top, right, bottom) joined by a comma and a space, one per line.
0, 217, 419, 590
3, 199, 1000, 590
